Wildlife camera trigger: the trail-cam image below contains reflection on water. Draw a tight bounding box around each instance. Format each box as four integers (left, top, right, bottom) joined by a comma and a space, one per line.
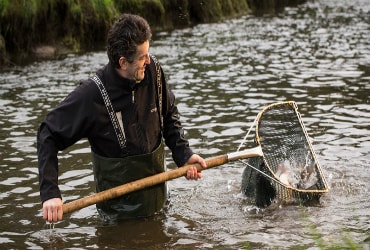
0, 0, 369, 248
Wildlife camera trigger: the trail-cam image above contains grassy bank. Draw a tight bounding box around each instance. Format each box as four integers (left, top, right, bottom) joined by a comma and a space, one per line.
0, 0, 119, 65
0, 0, 305, 66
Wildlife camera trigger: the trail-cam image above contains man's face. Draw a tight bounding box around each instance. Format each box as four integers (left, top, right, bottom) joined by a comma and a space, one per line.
123, 41, 150, 83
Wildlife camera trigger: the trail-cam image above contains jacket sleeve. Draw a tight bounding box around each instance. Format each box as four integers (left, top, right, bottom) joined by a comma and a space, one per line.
160, 67, 194, 167
37, 82, 97, 203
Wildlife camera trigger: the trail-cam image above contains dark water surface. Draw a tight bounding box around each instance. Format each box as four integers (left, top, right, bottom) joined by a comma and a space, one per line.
0, 0, 369, 249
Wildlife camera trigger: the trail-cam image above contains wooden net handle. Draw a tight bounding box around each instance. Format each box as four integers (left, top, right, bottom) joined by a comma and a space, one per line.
63, 147, 262, 214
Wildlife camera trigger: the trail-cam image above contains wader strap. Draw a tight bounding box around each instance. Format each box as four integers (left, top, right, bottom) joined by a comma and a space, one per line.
150, 55, 163, 130
91, 74, 127, 150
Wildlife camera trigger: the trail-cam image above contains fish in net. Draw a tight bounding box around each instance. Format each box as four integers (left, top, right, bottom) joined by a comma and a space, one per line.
240, 101, 328, 207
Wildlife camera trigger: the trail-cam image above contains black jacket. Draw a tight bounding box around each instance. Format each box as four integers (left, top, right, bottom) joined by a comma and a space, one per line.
37, 58, 193, 203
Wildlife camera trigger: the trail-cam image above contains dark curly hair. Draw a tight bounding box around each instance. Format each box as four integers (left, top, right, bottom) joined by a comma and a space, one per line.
107, 14, 152, 68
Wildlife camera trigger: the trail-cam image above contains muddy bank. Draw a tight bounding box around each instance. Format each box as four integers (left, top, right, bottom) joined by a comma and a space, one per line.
0, 0, 306, 67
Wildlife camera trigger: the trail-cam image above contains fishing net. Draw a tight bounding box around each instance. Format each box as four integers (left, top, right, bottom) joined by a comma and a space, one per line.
239, 101, 328, 206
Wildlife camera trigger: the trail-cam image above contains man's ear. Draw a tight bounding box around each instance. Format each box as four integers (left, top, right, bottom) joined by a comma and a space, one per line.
119, 57, 128, 70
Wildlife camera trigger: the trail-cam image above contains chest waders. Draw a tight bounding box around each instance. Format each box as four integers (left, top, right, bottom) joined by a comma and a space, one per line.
92, 142, 166, 221
90, 56, 166, 221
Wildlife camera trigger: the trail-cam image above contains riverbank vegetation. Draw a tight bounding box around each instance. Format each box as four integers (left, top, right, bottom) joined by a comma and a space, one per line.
0, 0, 306, 66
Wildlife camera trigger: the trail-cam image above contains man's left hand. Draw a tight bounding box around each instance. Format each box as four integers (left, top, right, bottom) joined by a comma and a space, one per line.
184, 154, 207, 180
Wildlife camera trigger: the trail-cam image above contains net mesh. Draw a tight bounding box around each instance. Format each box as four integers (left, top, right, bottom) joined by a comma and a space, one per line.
252, 101, 328, 203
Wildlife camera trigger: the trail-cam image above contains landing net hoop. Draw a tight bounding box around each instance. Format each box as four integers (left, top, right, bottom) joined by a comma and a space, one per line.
238, 101, 328, 203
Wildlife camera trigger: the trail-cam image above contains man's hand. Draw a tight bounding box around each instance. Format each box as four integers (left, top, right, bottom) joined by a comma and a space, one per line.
42, 197, 63, 222
184, 154, 207, 180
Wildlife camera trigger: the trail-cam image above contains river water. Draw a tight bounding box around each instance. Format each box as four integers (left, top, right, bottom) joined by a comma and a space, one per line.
0, 0, 369, 249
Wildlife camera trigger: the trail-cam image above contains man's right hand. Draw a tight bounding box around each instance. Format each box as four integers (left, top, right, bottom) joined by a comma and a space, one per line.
42, 197, 63, 222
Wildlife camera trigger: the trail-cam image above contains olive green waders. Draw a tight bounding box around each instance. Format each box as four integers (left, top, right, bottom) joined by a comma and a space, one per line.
93, 141, 167, 221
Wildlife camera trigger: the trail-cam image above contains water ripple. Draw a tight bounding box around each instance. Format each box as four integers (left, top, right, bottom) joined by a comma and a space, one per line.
0, 0, 369, 248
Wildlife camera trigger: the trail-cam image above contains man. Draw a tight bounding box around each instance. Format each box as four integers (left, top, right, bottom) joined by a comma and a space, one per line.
37, 14, 207, 223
